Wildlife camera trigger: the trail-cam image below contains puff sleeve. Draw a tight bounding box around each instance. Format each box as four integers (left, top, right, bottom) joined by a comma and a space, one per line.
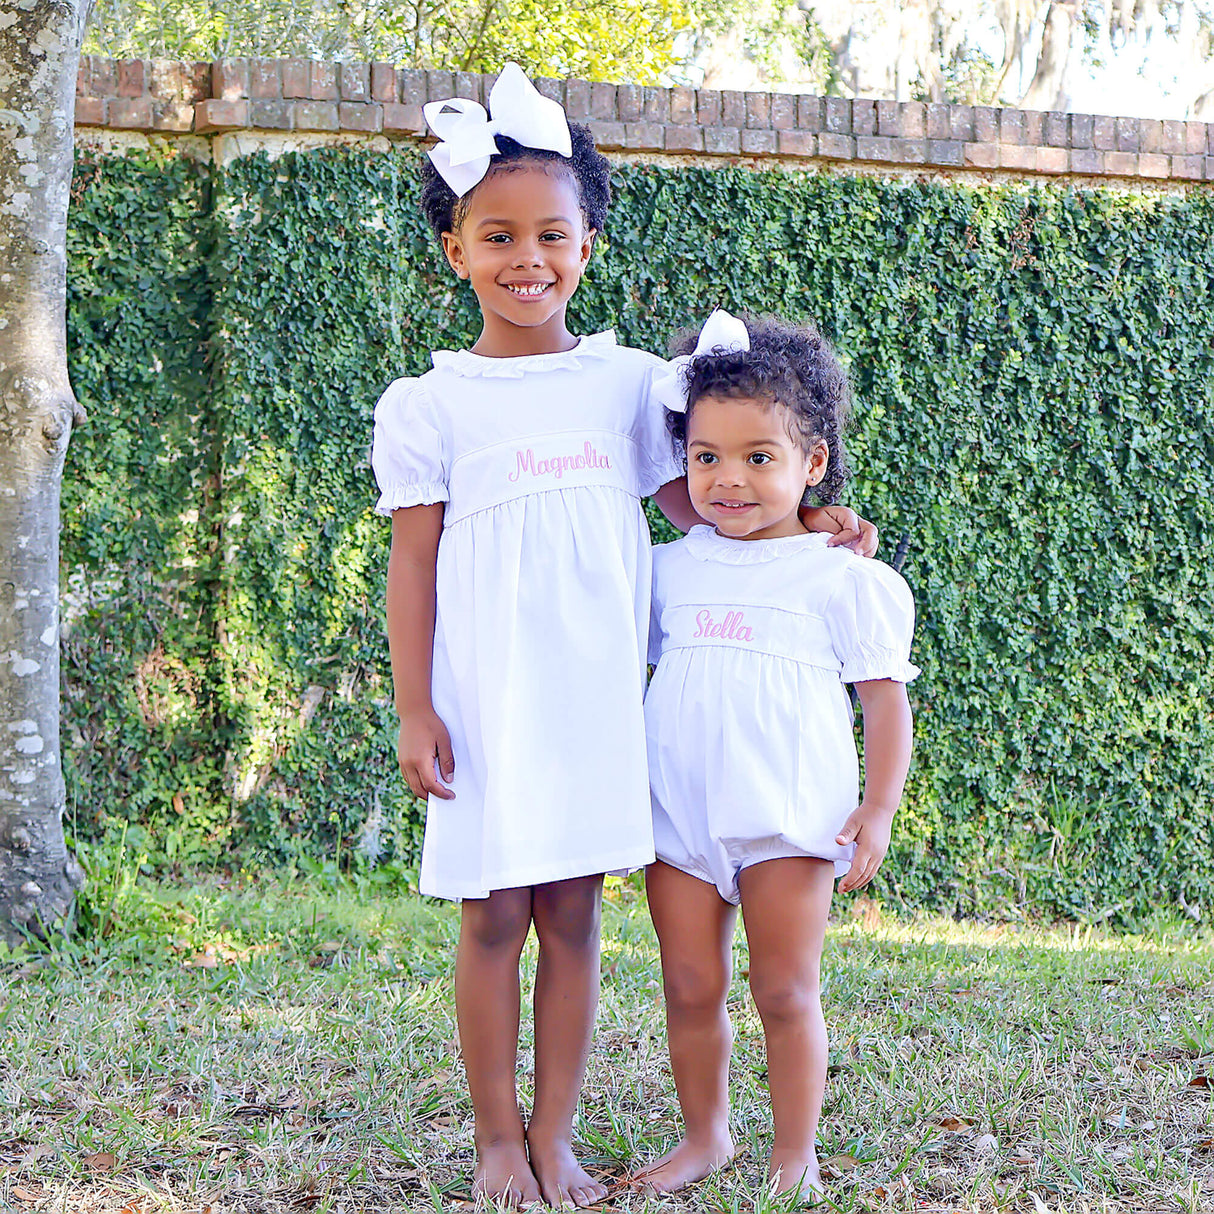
825, 558, 921, 684
371, 377, 449, 515
633, 360, 686, 497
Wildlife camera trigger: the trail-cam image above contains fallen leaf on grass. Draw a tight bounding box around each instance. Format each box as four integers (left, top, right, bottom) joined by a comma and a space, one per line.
931, 1115, 977, 1132
1027, 1192, 1057, 1214
81, 1151, 118, 1173
1009, 1147, 1037, 1167
184, 952, 219, 970
869, 1176, 913, 1200
821, 1153, 859, 1174
1189, 1074, 1211, 1088
11, 1184, 44, 1203
973, 1133, 998, 1154
17, 1143, 54, 1166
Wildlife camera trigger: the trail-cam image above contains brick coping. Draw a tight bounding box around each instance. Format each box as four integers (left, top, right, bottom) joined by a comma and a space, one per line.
74, 57, 1214, 184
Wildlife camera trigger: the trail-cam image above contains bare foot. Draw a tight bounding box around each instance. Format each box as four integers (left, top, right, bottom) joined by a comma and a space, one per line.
768, 1147, 823, 1205
525, 1132, 608, 1208
631, 1131, 736, 1195
474, 1140, 543, 1208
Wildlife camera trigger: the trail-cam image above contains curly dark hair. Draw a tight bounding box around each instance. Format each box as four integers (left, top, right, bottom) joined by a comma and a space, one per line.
666, 314, 851, 505
419, 120, 612, 244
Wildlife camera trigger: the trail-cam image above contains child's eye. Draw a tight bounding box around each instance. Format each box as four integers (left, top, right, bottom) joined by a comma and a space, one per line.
541, 231, 566, 242
486, 232, 511, 243
695, 452, 717, 465
748, 452, 773, 465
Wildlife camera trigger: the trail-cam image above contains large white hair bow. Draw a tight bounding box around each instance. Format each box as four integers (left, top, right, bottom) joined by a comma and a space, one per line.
651, 309, 751, 414
423, 62, 573, 197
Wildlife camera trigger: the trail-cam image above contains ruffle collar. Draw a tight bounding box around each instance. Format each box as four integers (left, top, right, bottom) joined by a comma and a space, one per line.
682, 524, 834, 565
431, 330, 617, 378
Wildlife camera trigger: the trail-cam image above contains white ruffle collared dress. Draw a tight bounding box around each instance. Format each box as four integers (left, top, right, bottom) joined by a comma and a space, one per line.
372, 332, 682, 900
645, 525, 920, 904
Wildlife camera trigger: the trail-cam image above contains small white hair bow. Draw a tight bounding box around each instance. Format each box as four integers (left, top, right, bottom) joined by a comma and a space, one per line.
651, 309, 751, 414
423, 63, 573, 197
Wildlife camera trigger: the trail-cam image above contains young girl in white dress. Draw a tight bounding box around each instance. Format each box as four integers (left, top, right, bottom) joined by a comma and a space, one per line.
373, 68, 875, 1209
634, 311, 918, 1203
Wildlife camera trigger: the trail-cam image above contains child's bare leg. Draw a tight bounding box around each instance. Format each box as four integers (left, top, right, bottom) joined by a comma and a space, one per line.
632, 861, 737, 1194
737, 857, 834, 1203
526, 874, 607, 1208
456, 887, 540, 1207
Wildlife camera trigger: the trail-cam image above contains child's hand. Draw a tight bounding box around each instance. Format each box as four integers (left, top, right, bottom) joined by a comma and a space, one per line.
398, 709, 456, 801
834, 802, 894, 892
801, 504, 879, 557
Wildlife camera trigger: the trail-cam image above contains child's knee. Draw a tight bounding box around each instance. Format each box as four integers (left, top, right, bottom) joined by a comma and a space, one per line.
462, 894, 533, 953
748, 971, 819, 1025
533, 880, 601, 952
663, 956, 730, 1017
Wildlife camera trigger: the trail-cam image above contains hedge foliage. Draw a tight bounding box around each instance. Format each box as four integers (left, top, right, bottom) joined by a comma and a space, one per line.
64, 143, 1214, 920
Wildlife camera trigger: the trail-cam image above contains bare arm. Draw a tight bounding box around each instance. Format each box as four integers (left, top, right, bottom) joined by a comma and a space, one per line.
835, 678, 913, 892
802, 503, 879, 557
387, 504, 455, 800
651, 476, 702, 533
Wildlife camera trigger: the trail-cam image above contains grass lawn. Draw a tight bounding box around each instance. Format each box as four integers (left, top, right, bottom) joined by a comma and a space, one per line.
1, 867, 1212, 1214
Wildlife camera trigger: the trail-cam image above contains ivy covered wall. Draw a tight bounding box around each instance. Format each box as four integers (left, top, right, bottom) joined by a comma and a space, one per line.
64, 143, 1214, 920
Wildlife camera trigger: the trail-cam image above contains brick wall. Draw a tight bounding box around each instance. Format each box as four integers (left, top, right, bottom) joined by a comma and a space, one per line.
75, 56, 1214, 183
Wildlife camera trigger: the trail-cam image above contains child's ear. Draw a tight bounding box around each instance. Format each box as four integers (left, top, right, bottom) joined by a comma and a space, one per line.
580, 228, 598, 267
805, 439, 830, 487
441, 230, 469, 279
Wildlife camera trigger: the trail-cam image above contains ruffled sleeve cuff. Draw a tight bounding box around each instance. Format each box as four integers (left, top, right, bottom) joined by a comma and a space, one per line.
638, 447, 686, 498
371, 377, 450, 516
839, 648, 921, 685
373, 481, 450, 516
827, 559, 920, 685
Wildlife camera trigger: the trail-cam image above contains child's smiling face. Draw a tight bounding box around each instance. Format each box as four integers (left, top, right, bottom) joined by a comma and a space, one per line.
686, 394, 829, 541
440, 162, 596, 356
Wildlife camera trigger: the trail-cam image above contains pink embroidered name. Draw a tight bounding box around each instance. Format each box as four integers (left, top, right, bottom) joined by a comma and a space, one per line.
694, 609, 754, 642
508, 441, 611, 482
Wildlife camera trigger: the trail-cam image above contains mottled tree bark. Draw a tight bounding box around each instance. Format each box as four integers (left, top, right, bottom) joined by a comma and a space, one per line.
1020, 0, 1079, 111
0, 0, 90, 944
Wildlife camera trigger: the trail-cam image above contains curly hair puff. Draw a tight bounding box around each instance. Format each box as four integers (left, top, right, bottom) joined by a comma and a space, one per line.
419, 120, 612, 245
666, 314, 851, 506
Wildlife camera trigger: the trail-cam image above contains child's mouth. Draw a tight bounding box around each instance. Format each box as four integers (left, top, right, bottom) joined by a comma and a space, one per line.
504, 282, 553, 298
712, 501, 755, 513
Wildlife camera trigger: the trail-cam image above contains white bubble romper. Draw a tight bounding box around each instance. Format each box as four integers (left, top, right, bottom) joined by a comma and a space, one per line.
645, 525, 920, 904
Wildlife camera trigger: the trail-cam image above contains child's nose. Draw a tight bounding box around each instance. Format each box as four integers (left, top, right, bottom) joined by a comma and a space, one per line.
512, 240, 543, 267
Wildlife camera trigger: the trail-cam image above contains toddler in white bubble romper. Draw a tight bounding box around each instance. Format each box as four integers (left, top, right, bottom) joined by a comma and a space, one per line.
633, 310, 918, 1205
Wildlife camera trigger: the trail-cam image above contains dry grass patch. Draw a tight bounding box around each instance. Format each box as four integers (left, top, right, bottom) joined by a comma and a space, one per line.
1, 872, 1211, 1213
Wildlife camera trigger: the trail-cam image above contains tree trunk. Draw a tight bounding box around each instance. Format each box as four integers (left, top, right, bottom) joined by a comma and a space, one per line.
1020, 0, 1078, 111
0, 0, 90, 945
